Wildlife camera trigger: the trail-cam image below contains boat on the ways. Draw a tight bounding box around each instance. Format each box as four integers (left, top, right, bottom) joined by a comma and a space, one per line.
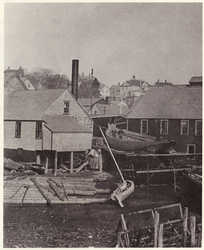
105, 124, 174, 153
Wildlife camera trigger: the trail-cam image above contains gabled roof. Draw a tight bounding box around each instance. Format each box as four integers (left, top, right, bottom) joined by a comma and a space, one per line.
43, 115, 92, 133
4, 89, 65, 120
126, 86, 202, 119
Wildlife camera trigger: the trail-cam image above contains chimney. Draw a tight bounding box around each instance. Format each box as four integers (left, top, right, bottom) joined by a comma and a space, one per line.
71, 59, 79, 100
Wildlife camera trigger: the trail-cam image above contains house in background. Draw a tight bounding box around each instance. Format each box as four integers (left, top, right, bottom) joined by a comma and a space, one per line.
125, 84, 202, 153
4, 67, 35, 94
4, 89, 93, 171
109, 75, 151, 107
154, 79, 173, 87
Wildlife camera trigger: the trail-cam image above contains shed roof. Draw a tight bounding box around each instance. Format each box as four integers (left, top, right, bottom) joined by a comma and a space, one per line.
126, 86, 202, 119
4, 89, 65, 120
43, 115, 92, 133
189, 76, 202, 84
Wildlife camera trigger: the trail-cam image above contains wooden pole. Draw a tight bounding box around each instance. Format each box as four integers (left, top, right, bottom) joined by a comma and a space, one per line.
154, 211, 160, 247
121, 214, 130, 247
36, 153, 40, 165
173, 168, 176, 192
98, 149, 103, 172
183, 207, 188, 247
158, 223, 163, 247
70, 152, 74, 174
190, 216, 196, 247
45, 156, 48, 174
54, 151, 58, 176
99, 126, 125, 183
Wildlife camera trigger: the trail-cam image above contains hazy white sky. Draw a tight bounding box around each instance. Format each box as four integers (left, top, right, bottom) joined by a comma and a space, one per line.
4, 3, 202, 86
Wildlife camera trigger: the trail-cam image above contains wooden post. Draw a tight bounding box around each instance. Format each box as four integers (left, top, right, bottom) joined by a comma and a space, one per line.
70, 152, 74, 174
190, 216, 196, 247
154, 211, 160, 247
98, 149, 103, 172
121, 214, 130, 247
44, 156, 49, 174
36, 153, 41, 165
54, 151, 58, 176
158, 223, 163, 247
173, 168, 177, 192
183, 207, 188, 247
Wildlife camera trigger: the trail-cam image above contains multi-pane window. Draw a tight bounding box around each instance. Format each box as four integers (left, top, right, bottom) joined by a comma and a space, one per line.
160, 120, 168, 136
180, 120, 189, 135
187, 144, 196, 154
15, 121, 21, 138
64, 101, 70, 114
140, 119, 148, 135
36, 121, 42, 139
195, 120, 202, 136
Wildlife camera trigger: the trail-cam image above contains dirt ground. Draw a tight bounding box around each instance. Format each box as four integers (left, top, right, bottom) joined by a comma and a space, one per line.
4, 185, 190, 248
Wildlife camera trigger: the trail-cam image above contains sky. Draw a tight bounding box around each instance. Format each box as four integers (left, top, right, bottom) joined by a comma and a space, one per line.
4, 3, 202, 86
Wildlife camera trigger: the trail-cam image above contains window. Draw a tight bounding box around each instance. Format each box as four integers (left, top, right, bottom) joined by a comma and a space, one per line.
160, 120, 168, 136
64, 101, 70, 114
140, 119, 148, 135
15, 121, 21, 138
187, 144, 196, 154
195, 120, 202, 136
180, 120, 189, 135
36, 121, 42, 139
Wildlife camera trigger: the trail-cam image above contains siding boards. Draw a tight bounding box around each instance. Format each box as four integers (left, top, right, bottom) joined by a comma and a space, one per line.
127, 118, 202, 153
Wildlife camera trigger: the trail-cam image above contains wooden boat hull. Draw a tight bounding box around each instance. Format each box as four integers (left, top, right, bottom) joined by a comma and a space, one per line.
105, 130, 170, 153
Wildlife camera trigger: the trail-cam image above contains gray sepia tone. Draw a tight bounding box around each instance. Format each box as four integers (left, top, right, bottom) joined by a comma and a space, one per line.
4, 2, 202, 248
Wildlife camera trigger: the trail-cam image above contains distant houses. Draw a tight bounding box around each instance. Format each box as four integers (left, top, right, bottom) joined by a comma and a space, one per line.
109, 75, 151, 107
4, 67, 35, 94
125, 84, 202, 153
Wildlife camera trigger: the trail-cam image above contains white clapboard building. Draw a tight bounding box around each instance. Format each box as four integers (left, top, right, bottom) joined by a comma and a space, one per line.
4, 88, 93, 172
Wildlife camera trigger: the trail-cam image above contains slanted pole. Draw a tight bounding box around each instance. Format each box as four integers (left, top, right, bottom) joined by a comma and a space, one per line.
99, 127, 125, 183
54, 151, 58, 176
70, 152, 74, 174
121, 214, 130, 247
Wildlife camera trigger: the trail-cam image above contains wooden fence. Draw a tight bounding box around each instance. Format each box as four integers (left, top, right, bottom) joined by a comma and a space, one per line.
116, 203, 201, 247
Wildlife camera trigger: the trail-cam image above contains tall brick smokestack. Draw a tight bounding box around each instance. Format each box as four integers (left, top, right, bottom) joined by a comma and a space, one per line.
71, 59, 79, 100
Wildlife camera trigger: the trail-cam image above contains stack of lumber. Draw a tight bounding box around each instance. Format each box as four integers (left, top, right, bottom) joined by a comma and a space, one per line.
4, 175, 111, 205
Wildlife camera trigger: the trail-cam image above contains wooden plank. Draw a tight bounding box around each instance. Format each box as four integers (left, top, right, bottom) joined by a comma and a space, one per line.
30, 178, 51, 205
127, 167, 197, 174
